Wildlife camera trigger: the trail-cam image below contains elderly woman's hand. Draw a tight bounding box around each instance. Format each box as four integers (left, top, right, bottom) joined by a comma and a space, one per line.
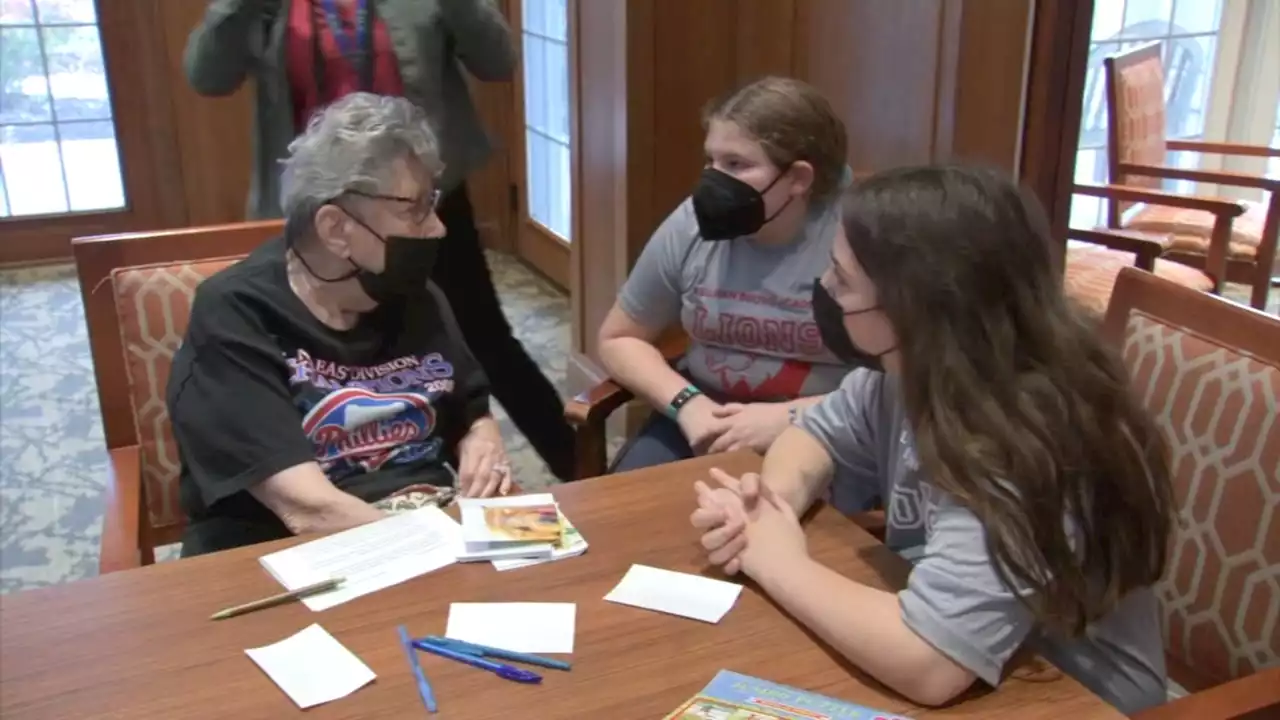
456, 416, 514, 498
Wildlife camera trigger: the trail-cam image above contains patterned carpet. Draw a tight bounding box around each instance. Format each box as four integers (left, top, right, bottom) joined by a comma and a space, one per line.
0, 251, 573, 594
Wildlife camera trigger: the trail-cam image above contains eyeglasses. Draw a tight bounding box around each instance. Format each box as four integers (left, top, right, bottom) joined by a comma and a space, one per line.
347, 188, 442, 209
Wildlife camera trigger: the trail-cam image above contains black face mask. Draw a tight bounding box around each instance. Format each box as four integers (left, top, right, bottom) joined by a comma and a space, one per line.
293, 207, 440, 305
811, 280, 895, 373
691, 167, 792, 240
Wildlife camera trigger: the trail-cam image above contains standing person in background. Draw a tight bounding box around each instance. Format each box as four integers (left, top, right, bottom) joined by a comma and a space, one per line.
184, 0, 577, 482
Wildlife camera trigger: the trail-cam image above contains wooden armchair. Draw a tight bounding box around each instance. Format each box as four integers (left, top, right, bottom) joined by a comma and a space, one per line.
1064, 182, 1245, 320
1101, 42, 1279, 310
1102, 268, 1280, 719
74, 221, 284, 574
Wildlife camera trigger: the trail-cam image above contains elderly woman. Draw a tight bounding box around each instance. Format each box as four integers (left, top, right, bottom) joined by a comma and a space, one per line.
168, 93, 511, 556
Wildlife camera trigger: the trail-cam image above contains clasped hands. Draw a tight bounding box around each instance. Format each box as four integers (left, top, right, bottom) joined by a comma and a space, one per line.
677, 397, 793, 455
691, 468, 809, 578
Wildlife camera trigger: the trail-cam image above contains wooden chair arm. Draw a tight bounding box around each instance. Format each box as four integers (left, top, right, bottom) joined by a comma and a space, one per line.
1130, 667, 1280, 720
1068, 227, 1170, 271
98, 446, 143, 575
1166, 139, 1280, 159
1074, 183, 1249, 218
1119, 162, 1280, 193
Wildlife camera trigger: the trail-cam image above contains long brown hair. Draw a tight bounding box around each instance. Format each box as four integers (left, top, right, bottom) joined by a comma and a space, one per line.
843, 165, 1174, 634
703, 76, 848, 203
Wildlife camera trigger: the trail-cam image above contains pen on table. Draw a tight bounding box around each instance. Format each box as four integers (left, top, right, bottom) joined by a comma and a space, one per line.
209, 578, 343, 620
399, 626, 438, 713
413, 639, 543, 684
419, 636, 571, 671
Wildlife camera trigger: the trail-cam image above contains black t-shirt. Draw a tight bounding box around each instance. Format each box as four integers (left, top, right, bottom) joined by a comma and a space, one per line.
167, 237, 489, 555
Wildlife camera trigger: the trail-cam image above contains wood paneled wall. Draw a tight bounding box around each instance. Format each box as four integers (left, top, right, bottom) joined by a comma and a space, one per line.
569, 0, 1040, 392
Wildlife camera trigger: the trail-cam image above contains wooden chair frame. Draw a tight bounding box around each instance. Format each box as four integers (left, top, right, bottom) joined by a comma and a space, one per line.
1105, 42, 1280, 310
74, 221, 285, 573
1104, 268, 1280, 720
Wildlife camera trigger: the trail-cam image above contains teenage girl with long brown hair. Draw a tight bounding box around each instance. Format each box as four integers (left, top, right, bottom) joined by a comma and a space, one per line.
693, 165, 1175, 714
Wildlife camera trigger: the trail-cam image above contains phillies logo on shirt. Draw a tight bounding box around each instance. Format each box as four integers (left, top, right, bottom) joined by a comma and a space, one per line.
301, 386, 439, 472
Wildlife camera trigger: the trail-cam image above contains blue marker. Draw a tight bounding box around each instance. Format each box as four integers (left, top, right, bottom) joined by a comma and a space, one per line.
398, 626, 438, 713
419, 636, 571, 671
413, 639, 543, 684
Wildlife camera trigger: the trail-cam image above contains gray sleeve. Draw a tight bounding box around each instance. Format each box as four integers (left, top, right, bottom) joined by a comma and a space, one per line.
898, 491, 1036, 687
617, 199, 698, 331
184, 0, 269, 96
439, 0, 516, 81
795, 370, 883, 511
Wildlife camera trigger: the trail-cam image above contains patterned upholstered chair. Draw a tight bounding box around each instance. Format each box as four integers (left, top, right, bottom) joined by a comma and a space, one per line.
1101, 42, 1280, 311
1064, 183, 1244, 321
1103, 268, 1280, 719
73, 221, 284, 573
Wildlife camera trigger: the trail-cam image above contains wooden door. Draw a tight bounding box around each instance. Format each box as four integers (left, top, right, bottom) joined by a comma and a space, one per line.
0, 0, 184, 264
509, 0, 571, 288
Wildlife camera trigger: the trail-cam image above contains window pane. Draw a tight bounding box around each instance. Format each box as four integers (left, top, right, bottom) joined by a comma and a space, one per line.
552, 140, 570, 239
0, 122, 67, 215
0, 26, 52, 123
61, 119, 120, 211
0, 0, 35, 24
546, 0, 567, 42
547, 40, 569, 141
1122, 0, 1174, 37
1092, 0, 1125, 41
34, 0, 95, 23
42, 24, 111, 121
1166, 35, 1214, 138
523, 0, 545, 36
522, 32, 546, 134
1172, 0, 1221, 34
0, 165, 9, 216
526, 130, 547, 227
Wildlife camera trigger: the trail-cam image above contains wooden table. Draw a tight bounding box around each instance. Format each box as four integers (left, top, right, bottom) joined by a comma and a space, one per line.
0, 452, 1122, 719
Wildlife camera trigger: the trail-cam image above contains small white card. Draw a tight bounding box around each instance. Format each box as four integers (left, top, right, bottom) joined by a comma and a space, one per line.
244, 624, 375, 709
445, 602, 576, 654
603, 564, 744, 623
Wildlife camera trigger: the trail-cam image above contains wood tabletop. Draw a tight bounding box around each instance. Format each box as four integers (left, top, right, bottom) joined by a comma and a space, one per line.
0, 451, 1123, 719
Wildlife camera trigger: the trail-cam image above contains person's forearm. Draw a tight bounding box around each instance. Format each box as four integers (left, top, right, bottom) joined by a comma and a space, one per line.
251, 464, 387, 536
281, 492, 386, 535
598, 337, 695, 413
184, 0, 263, 96
438, 0, 516, 81
760, 427, 834, 514
755, 558, 975, 706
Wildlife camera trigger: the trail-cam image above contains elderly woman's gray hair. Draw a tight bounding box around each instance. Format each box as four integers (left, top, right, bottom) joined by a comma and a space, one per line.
280, 92, 444, 224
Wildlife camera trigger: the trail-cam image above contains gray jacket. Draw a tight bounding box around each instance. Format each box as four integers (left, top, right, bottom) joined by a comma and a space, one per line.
184, 0, 515, 219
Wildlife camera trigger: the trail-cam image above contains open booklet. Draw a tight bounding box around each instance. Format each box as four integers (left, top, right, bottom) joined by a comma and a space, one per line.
665, 670, 913, 720
456, 493, 589, 568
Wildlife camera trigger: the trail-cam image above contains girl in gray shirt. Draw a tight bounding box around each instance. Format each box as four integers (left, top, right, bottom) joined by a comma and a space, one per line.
692, 166, 1174, 715
599, 77, 859, 482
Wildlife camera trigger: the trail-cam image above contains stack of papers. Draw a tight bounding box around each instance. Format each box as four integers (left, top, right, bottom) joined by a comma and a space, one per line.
259, 506, 463, 611
244, 624, 376, 709
457, 494, 588, 567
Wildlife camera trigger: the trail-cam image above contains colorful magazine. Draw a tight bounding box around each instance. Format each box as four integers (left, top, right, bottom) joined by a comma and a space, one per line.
665, 670, 913, 720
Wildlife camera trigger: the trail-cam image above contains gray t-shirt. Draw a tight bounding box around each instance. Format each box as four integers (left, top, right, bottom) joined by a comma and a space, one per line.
618, 198, 847, 402
798, 370, 1168, 716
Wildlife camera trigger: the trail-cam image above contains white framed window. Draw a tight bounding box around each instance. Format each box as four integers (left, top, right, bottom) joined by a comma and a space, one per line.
520, 0, 571, 242
0, 0, 123, 218
1070, 0, 1225, 230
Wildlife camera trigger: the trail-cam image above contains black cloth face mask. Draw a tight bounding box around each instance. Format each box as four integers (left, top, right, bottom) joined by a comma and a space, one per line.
811, 280, 895, 373
691, 167, 793, 240
293, 198, 441, 305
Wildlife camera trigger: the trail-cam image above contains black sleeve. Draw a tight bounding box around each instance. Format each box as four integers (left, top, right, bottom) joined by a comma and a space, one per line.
426, 282, 491, 427
167, 287, 315, 509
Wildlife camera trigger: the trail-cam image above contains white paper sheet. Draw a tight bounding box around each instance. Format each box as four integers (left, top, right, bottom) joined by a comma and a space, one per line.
603, 564, 743, 623
445, 602, 576, 654
259, 506, 462, 611
244, 624, 375, 709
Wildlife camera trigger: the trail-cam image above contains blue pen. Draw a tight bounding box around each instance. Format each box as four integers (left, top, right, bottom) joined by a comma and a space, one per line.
420, 636, 572, 671
412, 639, 543, 684
398, 626, 438, 713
